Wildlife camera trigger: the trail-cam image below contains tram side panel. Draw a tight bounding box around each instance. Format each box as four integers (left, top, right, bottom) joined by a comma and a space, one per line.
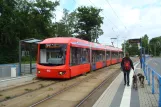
106, 50, 111, 66
111, 51, 117, 64
91, 50, 105, 70
69, 46, 90, 77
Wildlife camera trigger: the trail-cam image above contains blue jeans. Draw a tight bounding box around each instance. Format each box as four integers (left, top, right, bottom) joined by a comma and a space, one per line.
124, 71, 130, 85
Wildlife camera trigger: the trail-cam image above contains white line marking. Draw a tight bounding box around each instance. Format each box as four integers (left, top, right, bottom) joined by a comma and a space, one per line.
154, 62, 158, 65
135, 68, 140, 69
93, 73, 121, 107
120, 62, 140, 107
147, 58, 152, 63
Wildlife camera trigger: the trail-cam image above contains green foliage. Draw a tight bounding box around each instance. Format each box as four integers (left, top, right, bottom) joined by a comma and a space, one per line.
122, 34, 161, 57
56, 9, 78, 37
141, 34, 149, 54
122, 42, 139, 56
5, 96, 11, 99
0, 2, 104, 64
149, 36, 161, 56
0, 0, 59, 64
75, 6, 104, 42
55, 6, 104, 41
24, 88, 33, 91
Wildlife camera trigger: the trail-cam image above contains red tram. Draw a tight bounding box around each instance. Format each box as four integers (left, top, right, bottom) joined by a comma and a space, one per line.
36, 37, 123, 79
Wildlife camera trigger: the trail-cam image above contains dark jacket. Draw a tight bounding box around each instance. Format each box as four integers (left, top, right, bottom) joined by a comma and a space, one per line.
121, 57, 134, 72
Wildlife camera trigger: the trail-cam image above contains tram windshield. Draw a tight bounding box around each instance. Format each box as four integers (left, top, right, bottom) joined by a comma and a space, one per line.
39, 44, 67, 66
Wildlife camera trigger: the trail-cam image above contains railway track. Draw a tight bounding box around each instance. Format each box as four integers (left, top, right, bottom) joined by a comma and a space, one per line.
0, 64, 120, 107
29, 60, 139, 107
29, 65, 121, 107
75, 70, 120, 107
0, 79, 60, 102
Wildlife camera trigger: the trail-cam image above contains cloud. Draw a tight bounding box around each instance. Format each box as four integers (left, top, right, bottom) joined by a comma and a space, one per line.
52, 0, 76, 22
54, 0, 161, 48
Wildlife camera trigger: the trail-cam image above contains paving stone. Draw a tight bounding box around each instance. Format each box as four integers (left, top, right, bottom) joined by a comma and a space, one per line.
136, 64, 159, 107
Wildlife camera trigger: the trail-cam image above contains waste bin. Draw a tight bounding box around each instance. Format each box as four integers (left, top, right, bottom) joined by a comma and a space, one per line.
11, 65, 16, 77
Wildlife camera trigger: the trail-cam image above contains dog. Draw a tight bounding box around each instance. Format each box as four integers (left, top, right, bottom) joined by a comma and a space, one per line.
137, 73, 145, 88
132, 73, 138, 90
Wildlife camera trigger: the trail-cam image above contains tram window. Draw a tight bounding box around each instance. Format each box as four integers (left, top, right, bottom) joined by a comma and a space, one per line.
115, 52, 117, 58
112, 52, 115, 58
115, 53, 118, 58
70, 47, 76, 66
119, 53, 122, 58
112, 52, 116, 59
116, 52, 118, 58
92, 50, 95, 63
70, 47, 89, 66
103, 52, 105, 60
92, 50, 96, 63
111, 52, 114, 58
119, 53, 121, 58
39, 44, 67, 66
106, 51, 110, 60
92, 50, 105, 62
121, 52, 123, 58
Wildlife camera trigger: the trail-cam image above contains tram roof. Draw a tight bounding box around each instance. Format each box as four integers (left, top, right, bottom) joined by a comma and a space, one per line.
39, 37, 122, 51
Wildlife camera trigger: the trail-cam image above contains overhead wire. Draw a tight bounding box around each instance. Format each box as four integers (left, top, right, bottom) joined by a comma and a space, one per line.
88, 0, 123, 47
88, 0, 120, 33
73, 0, 125, 47
105, 0, 128, 31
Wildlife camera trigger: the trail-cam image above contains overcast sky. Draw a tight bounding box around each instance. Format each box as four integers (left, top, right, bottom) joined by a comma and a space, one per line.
54, 0, 161, 48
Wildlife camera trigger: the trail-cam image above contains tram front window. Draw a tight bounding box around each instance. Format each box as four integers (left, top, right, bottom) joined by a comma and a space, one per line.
39, 44, 67, 66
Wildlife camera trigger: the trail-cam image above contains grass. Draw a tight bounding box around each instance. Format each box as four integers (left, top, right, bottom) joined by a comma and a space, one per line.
47, 94, 50, 98
5, 96, 11, 99
24, 88, 33, 92
0, 104, 5, 106
48, 88, 53, 91
39, 84, 44, 88
0, 94, 3, 96
32, 77, 37, 80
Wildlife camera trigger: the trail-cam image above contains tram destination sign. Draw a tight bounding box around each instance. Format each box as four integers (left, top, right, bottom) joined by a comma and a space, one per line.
45, 44, 61, 48
128, 39, 141, 43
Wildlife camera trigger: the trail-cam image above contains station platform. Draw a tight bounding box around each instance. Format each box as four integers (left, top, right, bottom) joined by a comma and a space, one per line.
93, 62, 159, 107
0, 74, 36, 91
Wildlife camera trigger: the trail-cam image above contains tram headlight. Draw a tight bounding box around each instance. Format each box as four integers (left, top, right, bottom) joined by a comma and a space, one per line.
38, 71, 41, 74
59, 71, 66, 75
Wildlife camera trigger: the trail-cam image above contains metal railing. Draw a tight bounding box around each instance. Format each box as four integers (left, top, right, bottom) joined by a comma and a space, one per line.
142, 57, 161, 107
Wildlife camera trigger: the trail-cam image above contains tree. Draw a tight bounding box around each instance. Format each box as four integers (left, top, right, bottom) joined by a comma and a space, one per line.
122, 41, 139, 56
29, 0, 59, 38
0, 0, 60, 63
56, 9, 78, 37
149, 36, 161, 56
75, 6, 103, 42
67, 11, 78, 36
141, 34, 149, 54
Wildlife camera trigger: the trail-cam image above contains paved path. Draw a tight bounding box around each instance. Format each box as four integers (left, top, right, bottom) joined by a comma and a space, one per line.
93, 62, 159, 107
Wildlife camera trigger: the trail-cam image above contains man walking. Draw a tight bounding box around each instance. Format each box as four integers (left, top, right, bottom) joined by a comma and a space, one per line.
121, 53, 134, 86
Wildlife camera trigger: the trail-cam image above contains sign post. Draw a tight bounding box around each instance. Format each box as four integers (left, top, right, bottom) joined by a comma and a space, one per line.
128, 38, 143, 68
128, 39, 141, 43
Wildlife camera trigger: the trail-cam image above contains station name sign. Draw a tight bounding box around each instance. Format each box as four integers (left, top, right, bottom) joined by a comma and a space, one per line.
128, 39, 141, 43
